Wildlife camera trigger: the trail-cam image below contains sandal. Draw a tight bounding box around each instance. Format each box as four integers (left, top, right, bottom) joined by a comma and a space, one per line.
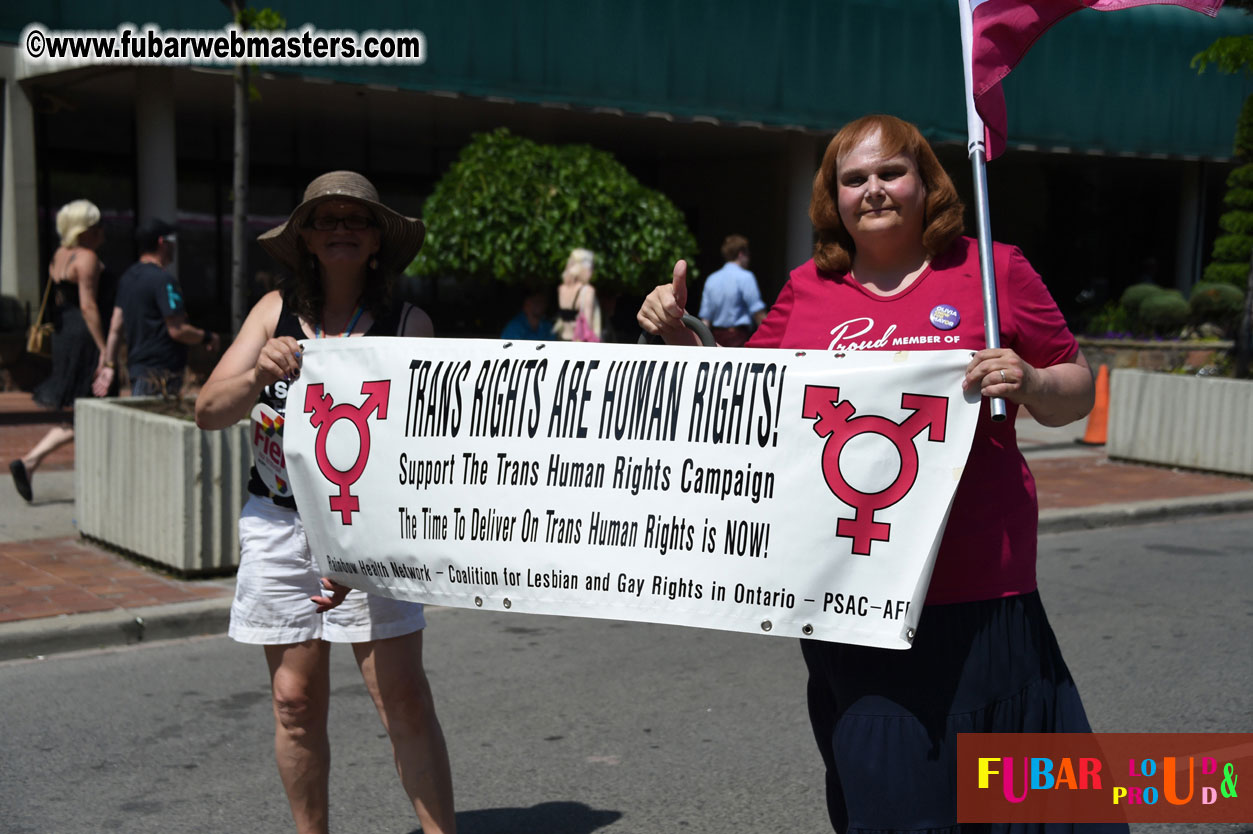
10, 459, 32, 503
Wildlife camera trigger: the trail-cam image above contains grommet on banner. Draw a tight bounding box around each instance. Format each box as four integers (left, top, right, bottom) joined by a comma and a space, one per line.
801, 624, 813, 636
474, 596, 483, 607
760, 620, 773, 632
906, 628, 916, 641
501, 341, 514, 349
503, 598, 512, 609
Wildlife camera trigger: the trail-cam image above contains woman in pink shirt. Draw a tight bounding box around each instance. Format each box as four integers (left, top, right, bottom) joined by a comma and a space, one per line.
639, 115, 1120, 834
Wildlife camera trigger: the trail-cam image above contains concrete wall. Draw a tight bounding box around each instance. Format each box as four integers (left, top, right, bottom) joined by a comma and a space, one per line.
76, 398, 250, 574
1107, 369, 1253, 477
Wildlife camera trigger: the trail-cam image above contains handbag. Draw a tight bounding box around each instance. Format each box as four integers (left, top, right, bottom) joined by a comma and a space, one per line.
574, 309, 600, 343
25, 275, 55, 356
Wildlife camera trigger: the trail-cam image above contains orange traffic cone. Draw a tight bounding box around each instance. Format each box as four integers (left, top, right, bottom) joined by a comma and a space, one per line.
1079, 364, 1109, 445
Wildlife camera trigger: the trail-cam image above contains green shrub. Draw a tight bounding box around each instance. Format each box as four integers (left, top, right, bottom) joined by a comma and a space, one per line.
409, 128, 698, 294
1082, 301, 1130, 336
1118, 283, 1170, 334
1218, 211, 1253, 236
1213, 234, 1253, 263
1189, 281, 1245, 332
1223, 185, 1253, 210
1119, 282, 1166, 314
1229, 164, 1253, 190
1203, 262, 1250, 287
1139, 291, 1190, 335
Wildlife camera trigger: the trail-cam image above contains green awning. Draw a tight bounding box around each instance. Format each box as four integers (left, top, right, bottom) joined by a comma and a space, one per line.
4, 0, 1251, 158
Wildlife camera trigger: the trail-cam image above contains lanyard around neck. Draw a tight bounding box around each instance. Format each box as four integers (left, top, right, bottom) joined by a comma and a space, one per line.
313, 304, 365, 339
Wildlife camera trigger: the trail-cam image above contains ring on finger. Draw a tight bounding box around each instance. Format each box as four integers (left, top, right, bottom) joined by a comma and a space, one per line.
999, 370, 1007, 383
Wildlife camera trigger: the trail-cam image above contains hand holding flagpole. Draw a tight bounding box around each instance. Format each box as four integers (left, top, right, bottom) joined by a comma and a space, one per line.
958, 0, 1007, 422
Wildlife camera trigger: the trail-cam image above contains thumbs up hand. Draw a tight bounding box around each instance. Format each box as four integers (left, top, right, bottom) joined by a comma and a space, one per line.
637, 260, 699, 346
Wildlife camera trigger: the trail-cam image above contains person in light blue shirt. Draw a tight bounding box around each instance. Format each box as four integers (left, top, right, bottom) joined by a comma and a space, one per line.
500, 291, 555, 340
698, 234, 766, 347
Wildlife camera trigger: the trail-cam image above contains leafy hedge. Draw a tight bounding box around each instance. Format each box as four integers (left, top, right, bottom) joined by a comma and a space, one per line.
1189, 281, 1245, 330
408, 128, 698, 295
1139, 291, 1189, 334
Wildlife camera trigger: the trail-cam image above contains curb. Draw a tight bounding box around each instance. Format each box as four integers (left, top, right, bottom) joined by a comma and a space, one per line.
1038, 491, 1253, 534
0, 595, 232, 662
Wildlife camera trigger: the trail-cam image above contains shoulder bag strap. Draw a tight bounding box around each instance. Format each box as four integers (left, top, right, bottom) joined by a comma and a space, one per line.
32, 272, 55, 329
61, 250, 78, 283
396, 302, 414, 336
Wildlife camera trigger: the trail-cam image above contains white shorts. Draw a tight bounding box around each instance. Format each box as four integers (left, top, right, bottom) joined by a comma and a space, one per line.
229, 495, 425, 645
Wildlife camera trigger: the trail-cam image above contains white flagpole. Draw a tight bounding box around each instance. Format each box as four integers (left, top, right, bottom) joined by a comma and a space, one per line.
958, 0, 1007, 422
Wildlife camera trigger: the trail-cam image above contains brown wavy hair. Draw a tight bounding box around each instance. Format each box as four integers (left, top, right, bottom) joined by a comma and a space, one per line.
276, 230, 395, 328
810, 114, 964, 274
720, 234, 749, 262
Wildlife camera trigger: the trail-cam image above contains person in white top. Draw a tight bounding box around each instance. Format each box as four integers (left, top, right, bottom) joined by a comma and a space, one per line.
552, 247, 602, 342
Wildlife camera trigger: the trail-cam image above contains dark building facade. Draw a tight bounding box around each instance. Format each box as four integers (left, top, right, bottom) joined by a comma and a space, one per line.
2, 0, 1251, 337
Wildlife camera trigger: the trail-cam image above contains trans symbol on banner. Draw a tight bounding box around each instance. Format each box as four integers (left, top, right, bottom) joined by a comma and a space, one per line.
802, 386, 948, 555
304, 380, 390, 524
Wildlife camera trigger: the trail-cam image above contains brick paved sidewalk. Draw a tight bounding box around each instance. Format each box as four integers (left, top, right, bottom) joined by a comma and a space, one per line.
1032, 456, 1252, 509
0, 537, 228, 625
1, 391, 230, 631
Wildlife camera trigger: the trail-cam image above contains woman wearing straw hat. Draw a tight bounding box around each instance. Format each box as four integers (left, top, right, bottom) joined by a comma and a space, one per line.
196, 172, 455, 834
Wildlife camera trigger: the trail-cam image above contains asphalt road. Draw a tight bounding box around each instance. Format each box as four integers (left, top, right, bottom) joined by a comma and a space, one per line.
1, 513, 1250, 834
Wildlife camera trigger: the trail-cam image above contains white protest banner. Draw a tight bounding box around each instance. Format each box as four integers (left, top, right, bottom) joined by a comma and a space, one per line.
284, 338, 980, 649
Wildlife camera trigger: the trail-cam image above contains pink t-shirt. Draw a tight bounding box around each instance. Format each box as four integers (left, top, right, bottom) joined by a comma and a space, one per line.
748, 237, 1078, 605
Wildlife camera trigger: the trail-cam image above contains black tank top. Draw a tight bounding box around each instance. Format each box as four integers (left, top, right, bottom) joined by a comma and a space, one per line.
247, 294, 410, 508
51, 249, 89, 312
51, 279, 81, 311
556, 284, 585, 322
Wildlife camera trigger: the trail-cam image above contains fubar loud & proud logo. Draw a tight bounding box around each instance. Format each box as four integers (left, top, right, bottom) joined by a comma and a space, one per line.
957, 733, 1250, 823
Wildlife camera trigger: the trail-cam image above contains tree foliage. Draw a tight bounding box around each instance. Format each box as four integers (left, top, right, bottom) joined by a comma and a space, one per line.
222, 3, 286, 103
235, 6, 285, 29
408, 129, 698, 295
1193, 33, 1253, 287
1192, 35, 1253, 77
1194, 21, 1253, 376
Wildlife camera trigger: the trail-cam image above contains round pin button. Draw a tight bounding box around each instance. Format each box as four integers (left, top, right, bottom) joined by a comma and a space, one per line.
929, 304, 960, 331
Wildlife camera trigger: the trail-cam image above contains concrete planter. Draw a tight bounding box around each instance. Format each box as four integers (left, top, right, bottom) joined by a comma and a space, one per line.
1107, 369, 1253, 477
1077, 337, 1232, 375
75, 398, 250, 574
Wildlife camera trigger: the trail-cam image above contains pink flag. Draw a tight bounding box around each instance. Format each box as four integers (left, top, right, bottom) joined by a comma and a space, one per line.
961, 0, 1224, 159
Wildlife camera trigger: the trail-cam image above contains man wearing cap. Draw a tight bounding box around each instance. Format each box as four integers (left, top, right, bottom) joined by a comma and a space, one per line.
97, 219, 219, 396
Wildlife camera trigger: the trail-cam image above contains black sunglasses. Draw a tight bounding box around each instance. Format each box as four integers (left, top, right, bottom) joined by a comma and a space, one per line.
306, 214, 377, 231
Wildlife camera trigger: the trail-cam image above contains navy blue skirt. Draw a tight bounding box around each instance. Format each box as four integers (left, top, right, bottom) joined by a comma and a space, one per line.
800, 591, 1128, 834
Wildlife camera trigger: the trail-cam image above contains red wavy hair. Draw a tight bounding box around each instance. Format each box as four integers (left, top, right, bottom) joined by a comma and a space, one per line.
810, 114, 965, 274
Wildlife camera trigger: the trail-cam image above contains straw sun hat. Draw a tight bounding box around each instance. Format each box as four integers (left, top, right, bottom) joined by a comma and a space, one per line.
258, 171, 425, 275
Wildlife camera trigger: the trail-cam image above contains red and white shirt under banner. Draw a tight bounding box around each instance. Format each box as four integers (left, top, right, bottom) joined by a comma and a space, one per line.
748, 237, 1078, 605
